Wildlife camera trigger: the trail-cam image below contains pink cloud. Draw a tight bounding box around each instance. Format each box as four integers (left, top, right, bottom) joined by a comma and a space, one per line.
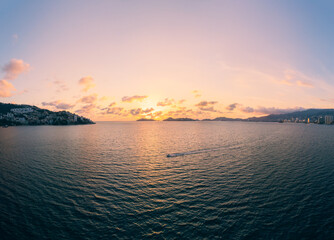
229, 103, 305, 115
79, 76, 95, 92
105, 107, 126, 115
75, 104, 96, 114
78, 94, 98, 104
41, 100, 75, 110
296, 80, 313, 88
129, 108, 154, 116
195, 101, 220, 113
157, 98, 175, 106
122, 95, 147, 102
2, 59, 30, 80
226, 103, 239, 111
195, 101, 217, 107
108, 102, 116, 107
192, 90, 202, 98
53, 80, 69, 93
0, 80, 16, 97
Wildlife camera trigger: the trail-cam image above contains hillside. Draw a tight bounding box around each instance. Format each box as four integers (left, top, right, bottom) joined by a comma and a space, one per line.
0, 102, 95, 126
247, 109, 334, 123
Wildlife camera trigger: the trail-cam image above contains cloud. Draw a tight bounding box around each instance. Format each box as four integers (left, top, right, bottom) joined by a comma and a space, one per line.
195, 101, 220, 112
320, 98, 334, 103
282, 69, 314, 88
238, 105, 304, 115
221, 62, 315, 88
241, 106, 254, 113
2, 59, 30, 80
79, 76, 95, 92
106, 107, 124, 115
122, 95, 147, 102
41, 100, 75, 110
192, 90, 201, 98
296, 80, 313, 88
52, 80, 69, 93
226, 103, 239, 111
75, 104, 96, 114
157, 98, 175, 106
0, 59, 30, 97
101, 104, 128, 116
146, 110, 163, 119
178, 99, 186, 104
129, 108, 154, 116
0, 80, 16, 97
78, 94, 98, 104
100, 102, 117, 111
108, 102, 116, 107
252, 106, 305, 115
102, 106, 154, 117
227, 102, 304, 115
195, 101, 217, 107
165, 107, 203, 118
198, 106, 219, 112
99, 96, 109, 101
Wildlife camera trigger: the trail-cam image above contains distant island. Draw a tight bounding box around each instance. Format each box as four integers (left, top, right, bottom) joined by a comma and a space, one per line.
137, 117, 198, 121
138, 109, 334, 125
163, 117, 198, 121
0, 102, 95, 127
137, 118, 156, 121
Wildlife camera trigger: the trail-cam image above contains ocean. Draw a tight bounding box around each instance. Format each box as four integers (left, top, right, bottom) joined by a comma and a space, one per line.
1, 121, 334, 239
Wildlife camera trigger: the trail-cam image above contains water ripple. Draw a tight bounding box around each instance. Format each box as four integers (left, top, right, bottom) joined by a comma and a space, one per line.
1, 122, 334, 239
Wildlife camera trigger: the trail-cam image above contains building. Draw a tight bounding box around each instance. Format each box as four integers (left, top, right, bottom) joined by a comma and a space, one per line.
325, 115, 333, 125
6, 113, 14, 118
11, 107, 34, 114
16, 117, 28, 125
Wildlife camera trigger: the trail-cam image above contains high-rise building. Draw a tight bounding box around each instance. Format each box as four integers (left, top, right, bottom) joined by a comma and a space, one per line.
325, 115, 333, 125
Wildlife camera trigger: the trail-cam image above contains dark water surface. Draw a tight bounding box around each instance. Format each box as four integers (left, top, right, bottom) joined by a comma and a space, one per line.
1, 122, 334, 239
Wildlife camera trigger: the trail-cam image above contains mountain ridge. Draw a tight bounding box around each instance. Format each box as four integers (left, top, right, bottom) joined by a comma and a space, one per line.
0, 102, 95, 126
143, 109, 334, 123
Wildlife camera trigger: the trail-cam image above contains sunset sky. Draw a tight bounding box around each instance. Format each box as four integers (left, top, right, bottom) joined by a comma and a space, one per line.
1, 0, 334, 120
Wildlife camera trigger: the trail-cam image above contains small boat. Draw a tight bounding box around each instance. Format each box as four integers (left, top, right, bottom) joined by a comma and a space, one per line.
166, 152, 188, 158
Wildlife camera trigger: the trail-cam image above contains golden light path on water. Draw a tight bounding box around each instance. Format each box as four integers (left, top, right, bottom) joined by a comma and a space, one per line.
1, 121, 334, 239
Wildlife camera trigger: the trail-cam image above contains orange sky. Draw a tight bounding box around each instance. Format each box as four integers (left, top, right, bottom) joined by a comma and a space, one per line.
1, 1, 334, 120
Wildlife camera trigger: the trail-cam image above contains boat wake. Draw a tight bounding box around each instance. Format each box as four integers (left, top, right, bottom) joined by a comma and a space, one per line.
166, 147, 225, 158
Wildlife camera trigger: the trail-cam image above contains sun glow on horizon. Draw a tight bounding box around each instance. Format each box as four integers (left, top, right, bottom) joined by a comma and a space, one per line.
1, 1, 334, 120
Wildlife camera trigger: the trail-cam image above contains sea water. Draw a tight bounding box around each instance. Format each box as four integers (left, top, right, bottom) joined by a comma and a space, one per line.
1, 121, 334, 239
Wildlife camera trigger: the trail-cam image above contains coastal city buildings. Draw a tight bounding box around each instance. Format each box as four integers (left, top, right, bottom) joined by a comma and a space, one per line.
10, 107, 34, 114
325, 115, 334, 125
0, 104, 94, 126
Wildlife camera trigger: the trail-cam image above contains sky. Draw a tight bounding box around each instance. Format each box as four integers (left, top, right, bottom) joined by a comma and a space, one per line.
1, 0, 334, 120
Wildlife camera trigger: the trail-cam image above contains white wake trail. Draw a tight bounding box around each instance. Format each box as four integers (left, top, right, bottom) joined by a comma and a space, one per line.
166, 147, 225, 158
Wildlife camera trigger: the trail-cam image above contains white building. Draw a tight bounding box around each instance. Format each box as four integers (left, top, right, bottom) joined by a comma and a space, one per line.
6, 113, 14, 118
11, 107, 34, 114
16, 117, 28, 124
325, 115, 333, 125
